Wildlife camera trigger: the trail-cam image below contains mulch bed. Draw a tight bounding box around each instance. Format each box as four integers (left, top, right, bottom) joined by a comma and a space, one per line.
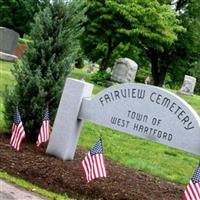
0, 132, 184, 200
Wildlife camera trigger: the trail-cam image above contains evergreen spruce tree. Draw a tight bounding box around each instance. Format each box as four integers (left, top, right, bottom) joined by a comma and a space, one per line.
4, 0, 86, 142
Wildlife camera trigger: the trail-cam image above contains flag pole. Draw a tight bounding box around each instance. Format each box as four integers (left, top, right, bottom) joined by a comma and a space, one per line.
46, 102, 49, 113
99, 130, 103, 152
16, 102, 19, 110
99, 130, 103, 141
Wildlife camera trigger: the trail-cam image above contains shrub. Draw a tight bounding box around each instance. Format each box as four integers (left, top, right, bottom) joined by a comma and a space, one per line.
4, 0, 86, 142
90, 71, 111, 86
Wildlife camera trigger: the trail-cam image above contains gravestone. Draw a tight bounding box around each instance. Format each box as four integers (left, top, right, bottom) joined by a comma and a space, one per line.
180, 75, 196, 95
106, 67, 112, 73
47, 78, 200, 160
111, 58, 138, 83
87, 62, 94, 73
0, 27, 19, 61
144, 76, 151, 85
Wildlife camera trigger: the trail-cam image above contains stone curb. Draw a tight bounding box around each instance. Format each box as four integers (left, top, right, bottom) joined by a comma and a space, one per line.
0, 179, 50, 200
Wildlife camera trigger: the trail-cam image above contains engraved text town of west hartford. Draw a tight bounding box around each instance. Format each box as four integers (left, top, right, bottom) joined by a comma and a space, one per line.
98, 88, 194, 131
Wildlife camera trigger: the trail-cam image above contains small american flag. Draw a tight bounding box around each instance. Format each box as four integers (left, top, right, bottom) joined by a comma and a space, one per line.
82, 139, 107, 182
36, 107, 50, 147
183, 164, 200, 200
10, 107, 26, 151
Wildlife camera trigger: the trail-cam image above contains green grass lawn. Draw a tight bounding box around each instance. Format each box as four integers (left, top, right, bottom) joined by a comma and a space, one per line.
0, 60, 15, 95
0, 60, 15, 130
179, 93, 200, 115
1, 60, 200, 188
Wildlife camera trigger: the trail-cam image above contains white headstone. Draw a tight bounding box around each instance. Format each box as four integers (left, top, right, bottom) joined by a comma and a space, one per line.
87, 62, 94, 73
180, 75, 196, 95
106, 67, 112, 73
111, 58, 138, 83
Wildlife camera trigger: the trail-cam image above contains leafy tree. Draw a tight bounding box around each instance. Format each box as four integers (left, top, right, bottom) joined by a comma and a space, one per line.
81, 0, 183, 86
4, 0, 86, 142
156, 0, 200, 88
110, 0, 184, 86
81, 0, 129, 71
176, 0, 200, 68
81, 0, 151, 70
0, 0, 49, 37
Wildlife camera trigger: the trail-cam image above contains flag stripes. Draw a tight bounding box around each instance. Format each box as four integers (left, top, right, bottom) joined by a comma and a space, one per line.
184, 180, 200, 200
36, 107, 50, 147
10, 107, 26, 151
37, 120, 49, 146
82, 139, 107, 182
183, 164, 200, 200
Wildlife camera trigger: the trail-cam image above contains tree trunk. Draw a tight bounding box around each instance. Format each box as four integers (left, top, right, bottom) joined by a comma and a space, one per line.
100, 36, 113, 71
150, 49, 160, 86
100, 57, 110, 71
158, 65, 167, 87
150, 49, 168, 87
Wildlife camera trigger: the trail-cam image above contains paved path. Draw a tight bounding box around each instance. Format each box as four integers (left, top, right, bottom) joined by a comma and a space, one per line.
0, 179, 50, 200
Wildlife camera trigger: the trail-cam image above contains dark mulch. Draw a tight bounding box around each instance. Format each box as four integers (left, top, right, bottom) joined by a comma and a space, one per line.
0, 132, 184, 200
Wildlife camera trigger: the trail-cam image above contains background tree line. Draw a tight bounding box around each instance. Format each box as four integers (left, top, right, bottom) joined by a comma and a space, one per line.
81, 0, 200, 88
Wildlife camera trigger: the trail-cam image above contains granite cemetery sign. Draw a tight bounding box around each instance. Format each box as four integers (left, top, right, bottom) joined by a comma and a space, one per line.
47, 78, 200, 160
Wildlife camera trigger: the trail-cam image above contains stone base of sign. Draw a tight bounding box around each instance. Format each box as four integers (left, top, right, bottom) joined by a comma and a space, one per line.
46, 78, 93, 160
0, 51, 17, 61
